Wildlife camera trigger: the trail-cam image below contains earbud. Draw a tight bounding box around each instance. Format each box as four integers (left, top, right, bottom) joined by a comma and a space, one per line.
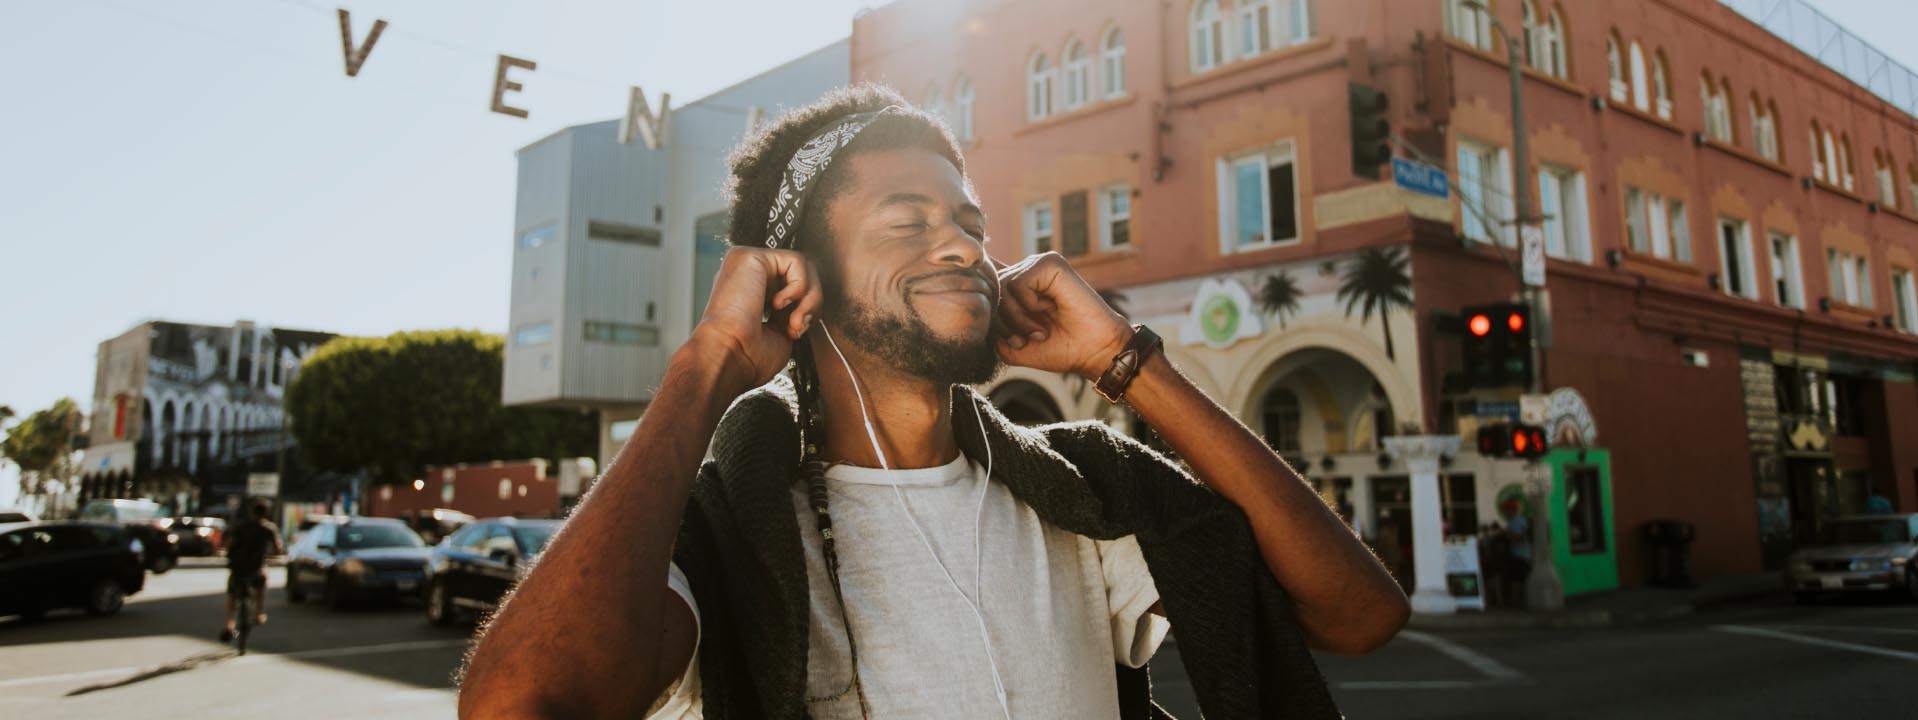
818, 322, 1010, 719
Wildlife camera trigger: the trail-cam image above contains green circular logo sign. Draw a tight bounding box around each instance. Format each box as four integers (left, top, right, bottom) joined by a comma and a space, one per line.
1200, 294, 1241, 345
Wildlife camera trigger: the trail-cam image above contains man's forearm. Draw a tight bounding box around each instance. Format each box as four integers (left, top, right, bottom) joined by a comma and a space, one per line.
1119, 351, 1409, 655
459, 338, 752, 718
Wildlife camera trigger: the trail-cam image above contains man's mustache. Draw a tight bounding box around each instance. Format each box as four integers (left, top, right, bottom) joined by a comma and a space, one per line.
906, 268, 1000, 305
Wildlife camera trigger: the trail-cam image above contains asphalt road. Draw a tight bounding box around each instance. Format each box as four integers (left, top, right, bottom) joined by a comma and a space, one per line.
0, 557, 467, 719
3, 561, 1913, 718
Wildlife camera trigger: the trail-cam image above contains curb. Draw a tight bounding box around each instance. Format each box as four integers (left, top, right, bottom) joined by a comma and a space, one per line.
1404, 586, 1783, 631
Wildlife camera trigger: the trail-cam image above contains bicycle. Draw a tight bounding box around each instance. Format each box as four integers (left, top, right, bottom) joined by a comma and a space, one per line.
233, 590, 254, 655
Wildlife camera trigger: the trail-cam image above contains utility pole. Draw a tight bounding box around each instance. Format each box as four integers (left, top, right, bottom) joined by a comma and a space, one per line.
1466, 0, 1563, 610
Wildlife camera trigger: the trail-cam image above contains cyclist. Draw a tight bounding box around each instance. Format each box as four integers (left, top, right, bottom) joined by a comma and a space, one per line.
221, 499, 283, 642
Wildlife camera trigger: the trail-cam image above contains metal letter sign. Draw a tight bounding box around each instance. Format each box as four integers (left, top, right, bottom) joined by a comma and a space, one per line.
1391, 157, 1449, 199
1521, 225, 1546, 287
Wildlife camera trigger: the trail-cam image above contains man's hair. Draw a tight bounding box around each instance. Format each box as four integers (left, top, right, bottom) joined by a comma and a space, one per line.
721, 83, 966, 258
250, 499, 270, 519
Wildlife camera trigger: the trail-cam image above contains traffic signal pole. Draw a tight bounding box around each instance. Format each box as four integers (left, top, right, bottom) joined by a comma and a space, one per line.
1474, 0, 1563, 610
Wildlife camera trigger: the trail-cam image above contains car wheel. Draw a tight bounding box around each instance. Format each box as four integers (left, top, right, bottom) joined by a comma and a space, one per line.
1905, 567, 1918, 602
325, 574, 351, 611
148, 552, 175, 574
85, 580, 126, 616
287, 578, 307, 604
427, 580, 458, 626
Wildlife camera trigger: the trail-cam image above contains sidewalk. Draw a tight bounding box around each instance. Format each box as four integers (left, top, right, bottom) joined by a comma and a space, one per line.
1406, 572, 1784, 630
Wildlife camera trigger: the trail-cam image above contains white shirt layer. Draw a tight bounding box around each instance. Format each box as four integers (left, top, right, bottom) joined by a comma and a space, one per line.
647, 454, 1168, 719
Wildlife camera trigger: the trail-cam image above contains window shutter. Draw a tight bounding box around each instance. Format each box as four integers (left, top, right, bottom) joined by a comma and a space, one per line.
1060, 191, 1089, 256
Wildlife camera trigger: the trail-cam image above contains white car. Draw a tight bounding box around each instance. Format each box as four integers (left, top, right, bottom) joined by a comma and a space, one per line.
1786, 513, 1918, 602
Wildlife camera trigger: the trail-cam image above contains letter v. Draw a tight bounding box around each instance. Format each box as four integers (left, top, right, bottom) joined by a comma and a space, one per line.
337, 8, 388, 78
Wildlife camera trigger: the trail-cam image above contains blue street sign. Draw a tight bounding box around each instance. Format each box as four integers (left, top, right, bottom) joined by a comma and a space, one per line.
1392, 157, 1449, 199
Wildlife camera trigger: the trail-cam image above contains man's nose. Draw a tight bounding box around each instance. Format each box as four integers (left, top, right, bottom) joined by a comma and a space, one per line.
926, 218, 985, 269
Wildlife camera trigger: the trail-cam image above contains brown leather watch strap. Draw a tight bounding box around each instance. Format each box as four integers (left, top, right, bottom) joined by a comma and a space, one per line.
1094, 324, 1162, 404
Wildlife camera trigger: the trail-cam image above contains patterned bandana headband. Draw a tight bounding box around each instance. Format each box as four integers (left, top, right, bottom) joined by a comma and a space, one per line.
763, 105, 907, 250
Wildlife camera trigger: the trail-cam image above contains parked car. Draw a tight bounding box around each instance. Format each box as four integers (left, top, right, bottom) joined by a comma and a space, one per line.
1786, 513, 1918, 602
166, 516, 227, 557
0, 508, 37, 533
285, 517, 431, 609
425, 517, 559, 625
0, 523, 146, 620
399, 508, 475, 545
78, 499, 179, 573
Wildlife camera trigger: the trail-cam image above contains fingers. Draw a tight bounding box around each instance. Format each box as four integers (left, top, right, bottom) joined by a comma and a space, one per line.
785, 265, 825, 340
995, 257, 1057, 348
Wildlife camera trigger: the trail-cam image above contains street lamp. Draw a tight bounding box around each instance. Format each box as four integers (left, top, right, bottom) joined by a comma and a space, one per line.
1460, 0, 1564, 611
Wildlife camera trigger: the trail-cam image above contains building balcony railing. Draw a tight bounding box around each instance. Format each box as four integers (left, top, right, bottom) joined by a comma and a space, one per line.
1720, 0, 1918, 120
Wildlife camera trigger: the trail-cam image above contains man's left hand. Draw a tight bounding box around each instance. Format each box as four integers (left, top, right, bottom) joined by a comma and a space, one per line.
991, 252, 1132, 380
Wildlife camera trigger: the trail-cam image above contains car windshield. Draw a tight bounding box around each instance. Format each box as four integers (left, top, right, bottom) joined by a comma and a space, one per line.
511, 525, 558, 556
337, 524, 424, 549
1829, 519, 1912, 545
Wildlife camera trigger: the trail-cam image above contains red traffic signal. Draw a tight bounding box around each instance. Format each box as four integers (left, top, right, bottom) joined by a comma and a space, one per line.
1469, 314, 1492, 337
1477, 422, 1550, 459
1507, 312, 1525, 333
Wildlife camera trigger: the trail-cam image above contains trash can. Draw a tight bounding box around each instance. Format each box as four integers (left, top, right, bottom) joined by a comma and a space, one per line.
1642, 519, 1696, 587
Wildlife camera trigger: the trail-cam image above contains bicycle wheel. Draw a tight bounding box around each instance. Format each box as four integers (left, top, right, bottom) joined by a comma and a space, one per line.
235, 595, 252, 655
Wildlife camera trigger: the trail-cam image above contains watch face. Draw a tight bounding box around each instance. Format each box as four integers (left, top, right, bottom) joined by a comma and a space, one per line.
1201, 295, 1241, 345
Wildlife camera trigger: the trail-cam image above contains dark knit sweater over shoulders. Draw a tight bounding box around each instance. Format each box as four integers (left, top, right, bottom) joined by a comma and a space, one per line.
670, 377, 1341, 719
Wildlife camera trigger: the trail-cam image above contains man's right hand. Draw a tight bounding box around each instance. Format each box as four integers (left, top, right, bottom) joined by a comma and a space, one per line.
687, 247, 825, 393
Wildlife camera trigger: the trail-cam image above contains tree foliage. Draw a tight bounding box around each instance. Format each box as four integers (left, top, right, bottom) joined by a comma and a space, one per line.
284, 329, 596, 485
1, 398, 81, 499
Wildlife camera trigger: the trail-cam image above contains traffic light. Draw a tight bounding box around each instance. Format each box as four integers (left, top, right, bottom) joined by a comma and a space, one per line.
1348, 82, 1391, 179
1477, 422, 1549, 459
1460, 303, 1534, 389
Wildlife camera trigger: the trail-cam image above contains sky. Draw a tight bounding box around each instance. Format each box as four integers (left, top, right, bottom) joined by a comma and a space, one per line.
0, 0, 1913, 506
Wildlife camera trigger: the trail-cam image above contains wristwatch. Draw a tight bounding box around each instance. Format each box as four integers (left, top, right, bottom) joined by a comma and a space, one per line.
1094, 324, 1162, 404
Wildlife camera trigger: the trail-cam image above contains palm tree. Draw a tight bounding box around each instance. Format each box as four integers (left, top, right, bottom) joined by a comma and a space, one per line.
1336, 247, 1413, 360
1258, 271, 1303, 329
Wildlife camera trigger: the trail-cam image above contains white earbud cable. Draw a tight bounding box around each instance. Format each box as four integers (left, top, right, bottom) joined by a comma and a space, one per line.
819, 322, 1011, 718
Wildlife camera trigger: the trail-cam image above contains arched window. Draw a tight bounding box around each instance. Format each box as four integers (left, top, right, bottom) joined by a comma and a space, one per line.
1812, 121, 1830, 182
1701, 72, 1732, 142
1907, 163, 1918, 213
1750, 94, 1779, 162
1260, 387, 1302, 453
1191, 0, 1224, 72
954, 75, 974, 141
1875, 149, 1897, 209
1449, 0, 1493, 51
1062, 39, 1090, 111
1606, 32, 1626, 102
1628, 41, 1649, 111
1839, 133, 1855, 191
1652, 50, 1672, 120
1027, 52, 1053, 121
1239, 0, 1274, 57
1768, 99, 1783, 163
1719, 76, 1736, 144
1545, 6, 1568, 79
1101, 27, 1127, 99
1521, 0, 1540, 69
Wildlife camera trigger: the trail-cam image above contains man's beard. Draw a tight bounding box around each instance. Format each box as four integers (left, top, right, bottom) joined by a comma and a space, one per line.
825, 281, 1002, 387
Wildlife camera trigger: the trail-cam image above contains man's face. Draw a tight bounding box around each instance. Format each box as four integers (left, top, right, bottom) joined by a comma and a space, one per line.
816, 147, 1002, 386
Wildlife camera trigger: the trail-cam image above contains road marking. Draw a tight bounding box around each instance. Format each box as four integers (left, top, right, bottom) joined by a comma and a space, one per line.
1765, 624, 1918, 637
1712, 625, 1918, 662
1397, 630, 1528, 684
0, 638, 469, 690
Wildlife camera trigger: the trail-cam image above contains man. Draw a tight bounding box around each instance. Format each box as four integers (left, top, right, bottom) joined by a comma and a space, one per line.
459, 85, 1408, 718
221, 499, 282, 642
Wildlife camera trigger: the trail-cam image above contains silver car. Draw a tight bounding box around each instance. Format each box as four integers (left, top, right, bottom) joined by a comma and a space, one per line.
1786, 513, 1918, 602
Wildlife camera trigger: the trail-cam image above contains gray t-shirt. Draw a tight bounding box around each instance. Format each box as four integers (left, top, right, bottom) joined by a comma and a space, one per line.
648, 454, 1167, 718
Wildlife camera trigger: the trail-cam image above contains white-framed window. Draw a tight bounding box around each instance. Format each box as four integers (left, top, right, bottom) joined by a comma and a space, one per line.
583, 321, 660, 346
1027, 53, 1053, 121
1098, 184, 1132, 250
1892, 268, 1917, 333
1628, 41, 1649, 112
1647, 193, 1671, 258
1457, 137, 1513, 245
1238, 0, 1275, 58
1624, 186, 1648, 253
1101, 27, 1127, 99
954, 76, 974, 141
1607, 34, 1626, 103
1217, 139, 1300, 252
1856, 255, 1873, 307
1813, 125, 1831, 183
1062, 39, 1090, 111
1448, 0, 1493, 51
1537, 165, 1590, 263
1751, 98, 1779, 162
1717, 217, 1757, 300
1024, 201, 1055, 255
1625, 185, 1690, 262
512, 322, 553, 346
1838, 134, 1856, 191
1537, 6, 1568, 79
1875, 154, 1897, 209
1652, 51, 1672, 120
1703, 76, 1734, 143
1670, 200, 1692, 263
1769, 233, 1805, 309
1191, 0, 1224, 72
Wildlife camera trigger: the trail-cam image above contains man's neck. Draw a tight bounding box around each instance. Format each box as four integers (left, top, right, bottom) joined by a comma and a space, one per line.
810, 341, 962, 470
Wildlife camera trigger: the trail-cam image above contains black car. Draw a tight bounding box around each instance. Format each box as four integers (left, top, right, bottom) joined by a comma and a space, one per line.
285, 517, 431, 608
77, 499, 179, 573
166, 516, 227, 557
0, 523, 147, 620
425, 517, 559, 625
